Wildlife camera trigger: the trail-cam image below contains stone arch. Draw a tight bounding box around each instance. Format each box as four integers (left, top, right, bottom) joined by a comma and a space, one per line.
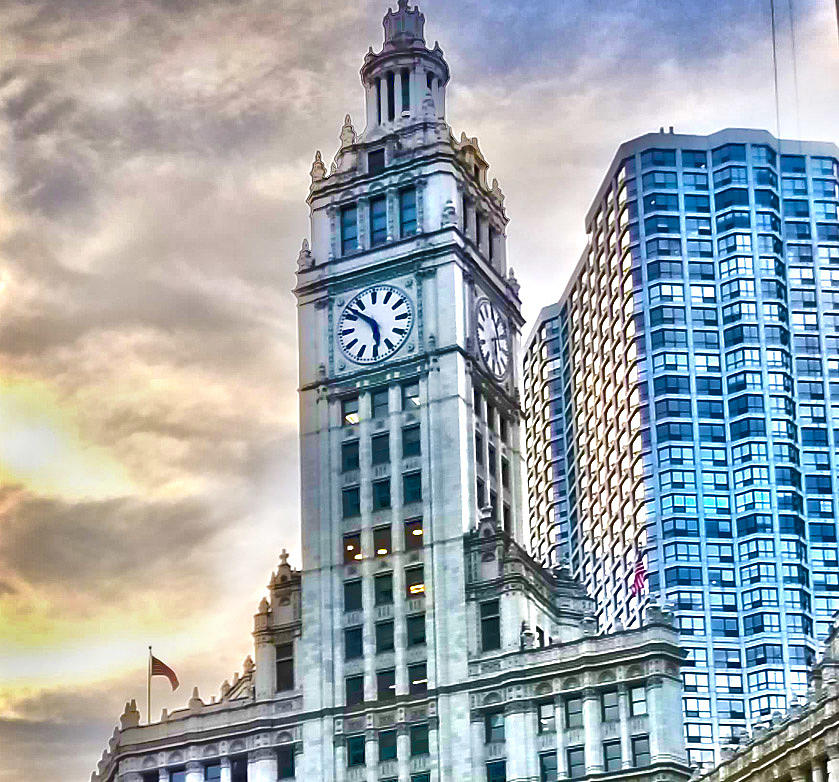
483, 692, 502, 706
202, 744, 219, 758
276, 731, 294, 744
534, 682, 552, 696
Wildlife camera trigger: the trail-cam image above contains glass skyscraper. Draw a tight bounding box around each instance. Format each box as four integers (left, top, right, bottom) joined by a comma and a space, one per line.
523, 129, 839, 765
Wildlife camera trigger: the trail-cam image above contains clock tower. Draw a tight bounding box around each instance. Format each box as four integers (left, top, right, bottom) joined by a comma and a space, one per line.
293, 1, 526, 776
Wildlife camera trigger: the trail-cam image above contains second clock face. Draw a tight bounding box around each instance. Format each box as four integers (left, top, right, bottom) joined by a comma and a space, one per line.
476, 298, 510, 379
338, 284, 414, 364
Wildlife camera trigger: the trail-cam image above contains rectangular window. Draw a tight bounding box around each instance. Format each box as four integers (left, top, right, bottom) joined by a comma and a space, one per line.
342, 440, 359, 472
539, 752, 558, 782
402, 381, 420, 408
341, 204, 358, 255
486, 760, 506, 782
405, 565, 425, 597
204, 765, 221, 781
402, 425, 421, 457
277, 747, 294, 779
480, 600, 501, 650
485, 709, 505, 743
565, 696, 583, 728
346, 677, 364, 707
372, 388, 389, 418
371, 433, 390, 464
632, 735, 651, 767
408, 662, 427, 695
375, 620, 394, 653
344, 626, 363, 659
403, 471, 422, 503
379, 729, 397, 761
377, 668, 396, 700
567, 747, 585, 779
342, 396, 360, 425
630, 686, 647, 716
343, 532, 361, 563
603, 740, 622, 772
344, 579, 362, 612
368, 148, 385, 175
537, 701, 555, 733
373, 525, 391, 557
374, 573, 393, 606
171, 770, 186, 782
407, 613, 426, 646
410, 723, 429, 756
404, 518, 424, 550
370, 195, 387, 246
275, 642, 294, 691
372, 478, 391, 510
601, 689, 619, 721
342, 486, 360, 518
400, 187, 417, 236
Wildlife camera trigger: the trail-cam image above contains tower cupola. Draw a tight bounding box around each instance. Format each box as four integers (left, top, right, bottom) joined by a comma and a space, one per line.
360, 1, 450, 137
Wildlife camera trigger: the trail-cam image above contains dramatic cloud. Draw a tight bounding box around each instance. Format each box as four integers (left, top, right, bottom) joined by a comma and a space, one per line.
0, 0, 836, 779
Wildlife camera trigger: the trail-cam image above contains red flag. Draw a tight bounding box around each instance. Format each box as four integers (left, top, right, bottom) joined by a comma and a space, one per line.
631, 549, 647, 596
151, 655, 179, 691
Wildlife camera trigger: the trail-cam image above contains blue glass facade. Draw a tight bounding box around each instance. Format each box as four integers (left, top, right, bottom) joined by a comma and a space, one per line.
523, 129, 839, 765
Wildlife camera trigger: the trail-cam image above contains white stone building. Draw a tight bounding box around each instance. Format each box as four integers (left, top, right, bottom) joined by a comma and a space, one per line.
92, 4, 691, 782
695, 615, 839, 782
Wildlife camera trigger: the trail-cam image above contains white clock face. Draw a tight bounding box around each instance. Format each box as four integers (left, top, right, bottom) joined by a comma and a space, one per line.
338, 284, 414, 364
476, 298, 510, 379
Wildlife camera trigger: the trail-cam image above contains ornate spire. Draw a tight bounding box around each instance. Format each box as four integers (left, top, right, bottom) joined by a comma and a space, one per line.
383, 0, 425, 48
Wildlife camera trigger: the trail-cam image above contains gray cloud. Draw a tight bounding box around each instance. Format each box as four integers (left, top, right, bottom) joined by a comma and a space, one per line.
0, 1, 836, 780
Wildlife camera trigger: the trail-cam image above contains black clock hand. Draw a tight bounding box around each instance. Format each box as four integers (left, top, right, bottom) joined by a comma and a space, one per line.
349, 308, 381, 346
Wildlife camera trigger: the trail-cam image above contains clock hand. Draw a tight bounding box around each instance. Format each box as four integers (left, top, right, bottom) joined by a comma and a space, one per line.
349, 308, 381, 346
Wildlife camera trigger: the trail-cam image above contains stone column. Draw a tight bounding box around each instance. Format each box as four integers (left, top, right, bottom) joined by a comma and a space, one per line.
185, 761, 203, 782
334, 736, 348, 782
248, 748, 277, 782
646, 677, 663, 761
791, 769, 808, 782
253, 636, 274, 700
504, 705, 528, 781
470, 712, 486, 781
364, 728, 377, 782
618, 685, 631, 769
158, 771, 170, 782
582, 688, 602, 774
827, 750, 839, 782
379, 75, 388, 126
397, 724, 411, 781
220, 757, 232, 782
428, 716, 440, 780
813, 760, 827, 782
554, 696, 567, 779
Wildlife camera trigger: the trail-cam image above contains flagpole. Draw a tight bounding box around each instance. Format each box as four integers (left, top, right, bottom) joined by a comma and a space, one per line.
147, 646, 152, 725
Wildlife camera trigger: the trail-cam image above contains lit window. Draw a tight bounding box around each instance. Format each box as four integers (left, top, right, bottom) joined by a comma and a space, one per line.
408, 662, 427, 695
402, 381, 420, 408
342, 396, 360, 425
343, 532, 362, 563
373, 525, 391, 557
405, 566, 425, 597
404, 518, 423, 549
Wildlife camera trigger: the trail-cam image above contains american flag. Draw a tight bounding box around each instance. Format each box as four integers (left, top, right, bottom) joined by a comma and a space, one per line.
631, 548, 647, 596
151, 654, 179, 691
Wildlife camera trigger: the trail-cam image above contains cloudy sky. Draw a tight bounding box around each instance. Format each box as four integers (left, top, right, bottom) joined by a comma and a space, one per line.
0, 0, 836, 778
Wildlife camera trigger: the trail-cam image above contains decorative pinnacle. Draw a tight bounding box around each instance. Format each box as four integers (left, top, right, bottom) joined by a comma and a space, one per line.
383, 1, 425, 47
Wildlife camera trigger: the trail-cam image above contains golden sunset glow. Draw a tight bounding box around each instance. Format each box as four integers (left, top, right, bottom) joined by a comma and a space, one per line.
1, 1, 838, 780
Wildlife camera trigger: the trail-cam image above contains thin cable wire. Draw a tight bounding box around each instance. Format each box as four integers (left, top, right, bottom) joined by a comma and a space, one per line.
770, 0, 782, 138
787, 0, 802, 142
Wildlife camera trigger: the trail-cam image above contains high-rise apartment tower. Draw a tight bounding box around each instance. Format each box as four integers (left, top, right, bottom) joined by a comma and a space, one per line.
523, 129, 839, 765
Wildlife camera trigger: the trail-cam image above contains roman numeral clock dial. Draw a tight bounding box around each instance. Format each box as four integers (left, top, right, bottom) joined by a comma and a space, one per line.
476, 298, 510, 379
338, 284, 414, 364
